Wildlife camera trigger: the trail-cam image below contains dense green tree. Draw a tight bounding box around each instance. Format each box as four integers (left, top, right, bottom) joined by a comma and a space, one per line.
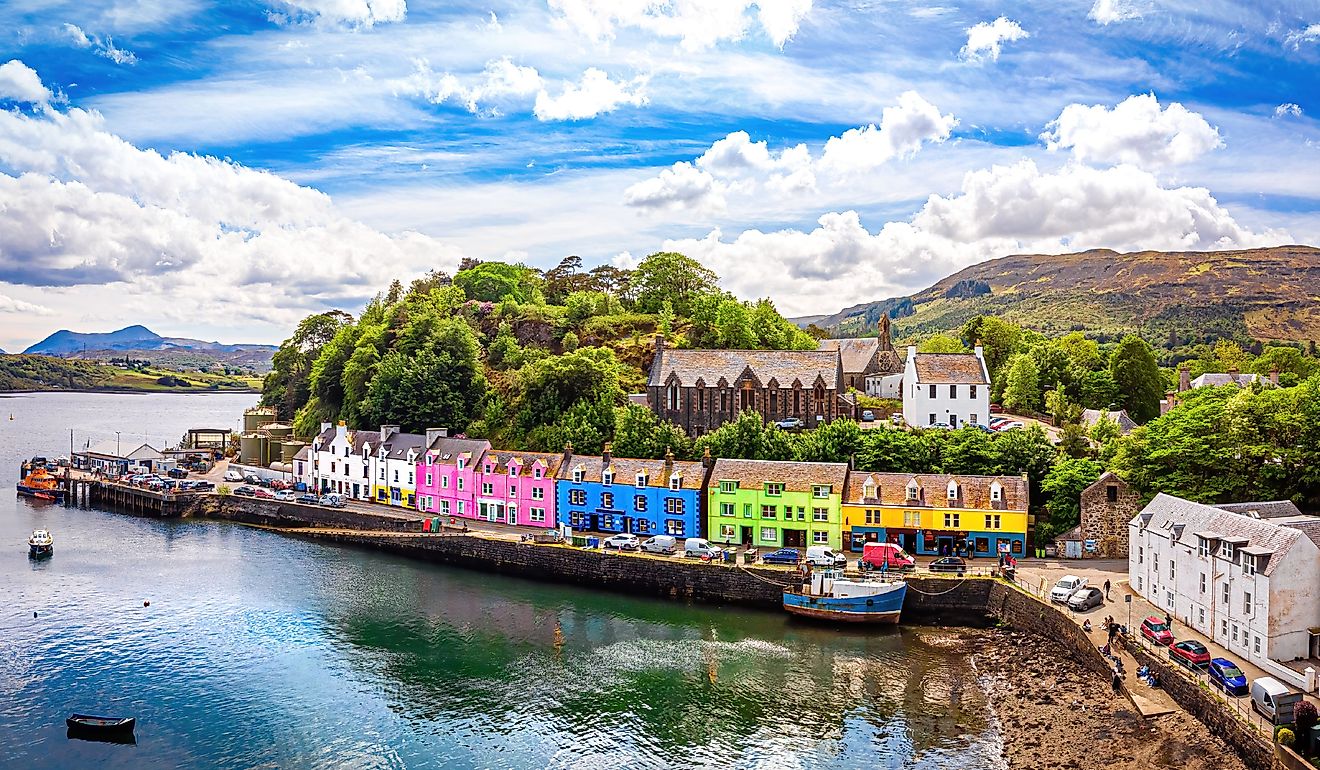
632, 252, 719, 316
962, 316, 1023, 393
363, 317, 486, 433
792, 418, 862, 464
1076, 368, 1120, 409
1002, 353, 1041, 411
611, 403, 692, 460
1109, 335, 1164, 423
918, 334, 967, 353
1039, 457, 1104, 539
854, 428, 941, 474
693, 411, 794, 461
1055, 331, 1102, 371
1251, 345, 1317, 380
453, 262, 539, 303
261, 310, 352, 421
715, 300, 756, 349
506, 347, 624, 451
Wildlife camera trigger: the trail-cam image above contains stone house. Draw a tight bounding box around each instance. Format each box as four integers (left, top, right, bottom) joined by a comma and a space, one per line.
646, 336, 843, 435
1075, 471, 1140, 557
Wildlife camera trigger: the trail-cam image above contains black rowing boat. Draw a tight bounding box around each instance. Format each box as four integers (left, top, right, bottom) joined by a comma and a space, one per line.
66, 714, 135, 737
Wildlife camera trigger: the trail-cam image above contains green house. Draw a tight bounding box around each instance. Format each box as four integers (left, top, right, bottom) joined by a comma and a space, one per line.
706, 459, 848, 550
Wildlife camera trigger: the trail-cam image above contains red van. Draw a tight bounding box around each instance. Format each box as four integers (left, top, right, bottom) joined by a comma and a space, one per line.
861, 542, 915, 571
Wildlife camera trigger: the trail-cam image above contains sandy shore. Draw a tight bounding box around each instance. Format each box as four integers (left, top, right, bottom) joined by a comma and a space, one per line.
975, 629, 1247, 770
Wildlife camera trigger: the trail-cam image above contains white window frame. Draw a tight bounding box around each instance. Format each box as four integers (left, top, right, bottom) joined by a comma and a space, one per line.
760, 527, 777, 543
812, 531, 829, 544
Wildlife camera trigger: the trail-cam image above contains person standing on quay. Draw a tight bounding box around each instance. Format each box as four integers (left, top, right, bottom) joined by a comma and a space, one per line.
1103, 579, 1111, 600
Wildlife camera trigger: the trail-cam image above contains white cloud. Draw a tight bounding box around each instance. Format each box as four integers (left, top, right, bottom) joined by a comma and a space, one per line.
1284, 23, 1320, 49
269, 0, 406, 28
0, 60, 50, 106
661, 160, 1285, 316
63, 23, 92, 47
61, 23, 138, 65
1274, 103, 1303, 118
626, 91, 953, 212
1087, 0, 1142, 25
548, 0, 813, 51
0, 291, 52, 315
1041, 93, 1223, 168
533, 68, 648, 121
959, 17, 1028, 63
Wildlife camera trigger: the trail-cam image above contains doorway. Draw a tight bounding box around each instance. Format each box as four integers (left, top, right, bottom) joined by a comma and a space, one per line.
783, 529, 806, 548
740, 526, 753, 547
937, 535, 954, 556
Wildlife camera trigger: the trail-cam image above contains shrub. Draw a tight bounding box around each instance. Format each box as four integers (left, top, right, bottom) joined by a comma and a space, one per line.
217, 484, 231, 496
1276, 727, 1295, 746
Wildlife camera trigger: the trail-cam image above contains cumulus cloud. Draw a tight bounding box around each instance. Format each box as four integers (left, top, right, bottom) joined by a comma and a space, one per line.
625, 91, 953, 212
0, 291, 53, 315
1274, 103, 1303, 118
1284, 23, 1320, 49
533, 68, 648, 121
548, 0, 813, 51
62, 23, 138, 65
959, 17, 1028, 63
0, 64, 460, 320
1041, 93, 1223, 168
0, 60, 50, 106
1087, 0, 1142, 25
661, 160, 1285, 316
269, 0, 406, 28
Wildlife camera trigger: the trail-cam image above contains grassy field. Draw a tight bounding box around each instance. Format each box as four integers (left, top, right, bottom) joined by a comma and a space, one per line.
103, 367, 262, 392
0, 354, 261, 392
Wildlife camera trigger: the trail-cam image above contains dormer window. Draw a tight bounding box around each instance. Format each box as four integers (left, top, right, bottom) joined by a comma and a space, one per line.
1221, 542, 1235, 561
509, 464, 519, 477
947, 480, 959, 500
1243, 555, 1257, 575
812, 485, 829, 499
766, 483, 784, 496
989, 482, 1002, 502
719, 481, 736, 494
906, 481, 920, 501
636, 472, 647, 488
457, 457, 465, 470
862, 480, 875, 500
603, 470, 614, 486
669, 476, 681, 491
484, 464, 493, 474
533, 466, 543, 479
573, 467, 584, 483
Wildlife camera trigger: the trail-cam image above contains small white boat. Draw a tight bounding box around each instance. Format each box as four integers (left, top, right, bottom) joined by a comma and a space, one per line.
28, 529, 53, 558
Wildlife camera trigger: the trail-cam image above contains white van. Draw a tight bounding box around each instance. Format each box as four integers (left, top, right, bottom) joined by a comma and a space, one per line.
805, 546, 847, 568
641, 535, 677, 555
1250, 677, 1302, 725
684, 538, 724, 560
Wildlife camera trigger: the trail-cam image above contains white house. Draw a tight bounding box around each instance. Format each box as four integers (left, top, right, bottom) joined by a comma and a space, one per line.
900, 345, 991, 428
369, 425, 433, 509
75, 440, 164, 475
311, 422, 379, 500
1129, 493, 1320, 669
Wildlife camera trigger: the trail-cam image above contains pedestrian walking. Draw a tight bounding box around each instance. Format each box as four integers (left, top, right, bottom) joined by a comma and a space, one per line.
1103, 579, 1111, 600
1165, 611, 1172, 629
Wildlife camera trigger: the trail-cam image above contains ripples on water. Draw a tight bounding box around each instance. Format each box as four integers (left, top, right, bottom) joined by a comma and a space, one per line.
0, 393, 1006, 769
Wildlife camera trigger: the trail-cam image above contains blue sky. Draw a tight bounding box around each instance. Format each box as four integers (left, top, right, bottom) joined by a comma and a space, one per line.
0, 0, 1317, 350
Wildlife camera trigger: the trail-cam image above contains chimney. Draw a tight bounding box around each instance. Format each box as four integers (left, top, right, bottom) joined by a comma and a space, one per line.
602, 442, 612, 466
974, 338, 984, 360
425, 427, 448, 449
1269, 367, 1279, 386
654, 334, 665, 352
702, 445, 714, 469
1178, 365, 1190, 392
907, 344, 917, 360
664, 446, 674, 475
380, 425, 400, 444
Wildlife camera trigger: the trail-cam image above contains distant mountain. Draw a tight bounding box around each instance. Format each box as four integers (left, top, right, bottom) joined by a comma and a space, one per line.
799, 245, 1320, 347
22, 325, 277, 372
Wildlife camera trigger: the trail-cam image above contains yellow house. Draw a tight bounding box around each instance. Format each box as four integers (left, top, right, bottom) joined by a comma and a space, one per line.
842, 472, 1029, 557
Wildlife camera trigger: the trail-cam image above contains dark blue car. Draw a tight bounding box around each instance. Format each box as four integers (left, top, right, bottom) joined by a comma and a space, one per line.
1208, 657, 1248, 696
762, 548, 802, 565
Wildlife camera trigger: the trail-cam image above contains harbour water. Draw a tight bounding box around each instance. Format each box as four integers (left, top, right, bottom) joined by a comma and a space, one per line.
1, 392, 1006, 769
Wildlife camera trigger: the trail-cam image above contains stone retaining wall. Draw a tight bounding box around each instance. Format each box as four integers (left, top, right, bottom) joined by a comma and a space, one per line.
185, 495, 421, 532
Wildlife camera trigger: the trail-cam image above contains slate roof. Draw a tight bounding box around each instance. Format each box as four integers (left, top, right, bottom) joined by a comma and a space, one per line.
293, 446, 309, 462
561, 455, 709, 491
1190, 372, 1261, 388
1080, 409, 1139, 433
1133, 493, 1320, 577
707, 458, 848, 493
424, 436, 493, 465
380, 431, 426, 460
818, 338, 879, 374
843, 471, 1028, 511
352, 430, 380, 453
480, 450, 566, 478
648, 348, 841, 389
1214, 500, 1304, 520
911, 353, 988, 385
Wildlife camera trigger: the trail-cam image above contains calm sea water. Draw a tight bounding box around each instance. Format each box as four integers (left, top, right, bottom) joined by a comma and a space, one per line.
0, 392, 1006, 769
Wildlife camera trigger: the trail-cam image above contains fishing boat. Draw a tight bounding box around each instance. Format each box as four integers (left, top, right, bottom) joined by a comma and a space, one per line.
782, 568, 907, 624
16, 465, 66, 502
28, 529, 54, 558
66, 714, 136, 741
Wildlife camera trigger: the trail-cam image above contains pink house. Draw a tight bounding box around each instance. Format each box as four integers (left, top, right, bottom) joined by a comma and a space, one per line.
415, 436, 490, 520
473, 451, 565, 528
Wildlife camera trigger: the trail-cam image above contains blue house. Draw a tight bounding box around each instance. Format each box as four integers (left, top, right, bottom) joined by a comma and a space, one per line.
556, 446, 709, 538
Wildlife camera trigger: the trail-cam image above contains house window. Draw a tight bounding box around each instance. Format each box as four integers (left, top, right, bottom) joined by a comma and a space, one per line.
426, 473, 433, 486
903, 510, 919, 527
1198, 539, 1210, 557
530, 508, 546, 523
721, 389, 730, 412
1154, 553, 1159, 575
740, 383, 754, 410
793, 389, 801, 416
534, 467, 543, 479
1243, 592, 1252, 616
570, 490, 586, 506
970, 385, 977, 399
1199, 573, 1206, 594
457, 478, 464, 491
796, 506, 806, 521
669, 477, 681, 491
573, 469, 584, 483
765, 483, 784, 496
1231, 624, 1238, 644
508, 485, 517, 497
667, 383, 679, 411
601, 492, 614, 508
1198, 607, 1206, 626
697, 389, 705, 411
720, 502, 735, 517
665, 498, 684, 514
970, 413, 978, 425
1165, 590, 1174, 609
532, 487, 544, 500
636, 473, 647, 488
770, 390, 778, 413
720, 524, 736, 540
1136, 576, 1142, 591
635, 520, 652, 534
665, 520, 685, 536
929, 413, 937, 425
761, 505, 777, 519
743, 504, 753, 518
570, 512, 587, 529
408, 471, 414, 484
635, 495, 647, 512
1221, 620, 1228, 638
760, 527, 777, 543
947, 482, 958, 500
509, 465, 519, 477
482, 483, 494, 496
987, 514, 1001, 529
813, 531, 829, 544
1222, 582, 1230, 605
1254, 636, 1261, 654
601, 514, 617, 530
440, 500, 450, 515
813, 507, 829, 522
1138, 546, 1143, 564
1106, 485, 1118, 503
949, 384, 957, 398
719, 481, 736, 493
944, 513, 960, 528
1169, 561, 1175, 580
864, 510, 880, 525
1221, 542, 1235, 561
379, 468, 386, 481
906, 483, 919, 501
442, 476, 449, 489
603, 471, 614, 486
457, 501, 465, 514
928, 384, 937, 398
1243, 555, 1256, 575
812, 485, 829, 499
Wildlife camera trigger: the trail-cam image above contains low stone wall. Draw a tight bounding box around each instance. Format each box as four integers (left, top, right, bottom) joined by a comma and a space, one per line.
1118, 635, 1278, 770
184, 495, 421, 532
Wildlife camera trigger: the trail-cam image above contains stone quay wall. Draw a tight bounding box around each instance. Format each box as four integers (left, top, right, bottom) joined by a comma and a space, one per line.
183, 495, 421, 532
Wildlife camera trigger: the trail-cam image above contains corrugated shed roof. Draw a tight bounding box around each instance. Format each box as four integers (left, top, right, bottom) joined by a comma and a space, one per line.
648, 348, 841, 389
708, 458, 848, 493
843, 471, 1028, 511
560, 455, 708, 491
1134, 493, 1318, 576
911, 353, 988, 385
818, 338, 879, 374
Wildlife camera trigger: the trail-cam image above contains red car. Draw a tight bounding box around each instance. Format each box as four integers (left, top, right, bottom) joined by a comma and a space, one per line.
253, 488, 275, 500
1168, 640, 1210, 668
1140, 616, 1175, 645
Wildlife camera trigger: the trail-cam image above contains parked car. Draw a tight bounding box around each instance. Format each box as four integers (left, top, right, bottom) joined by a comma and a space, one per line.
244, 474, 261, 485
969, 423, 995, 434
167, 467, 189, 479
193, 481, 215, 491
1168, 640, 1211, 668
319, 494, 346, 508
928, 556, 967, 574
1208, 658, 1249, 696
602, 533, 640, 551
928, 422, 954, 430
640, 535, 677, 554
775, 417, 805, 431
684, 538, 724, 560
296, 493, 319, 505
233, 485, 256, 497
1139, 616, 1175, 646
993, 420, 1025, 432
1049, 575, 1088, 603
253, 488, 275, 499
223, 470, 243, 482
860, 542, 916, 571
1066, 587, 1105, 611
860, 410, 875, 422
805, 546, 846, 568
890, 413, 905, 426
1251, 677, 1302, 725
762, 548, 802, 565
273, 489, 296, 502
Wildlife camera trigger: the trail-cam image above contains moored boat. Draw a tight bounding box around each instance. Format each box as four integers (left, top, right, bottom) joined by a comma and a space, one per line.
782, 569, 907, 624
66, 714, 136, 741
17, 464, 66, 502
28, 529, 54, 558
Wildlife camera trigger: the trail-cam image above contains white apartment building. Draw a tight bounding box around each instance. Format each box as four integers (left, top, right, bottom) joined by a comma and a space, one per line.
1129, 493, 1320, 668
310, 422, 379, 500
900, 345, 991, 429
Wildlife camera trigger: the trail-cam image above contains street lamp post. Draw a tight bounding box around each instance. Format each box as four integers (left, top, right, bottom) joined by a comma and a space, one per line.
115, 431, 121, 474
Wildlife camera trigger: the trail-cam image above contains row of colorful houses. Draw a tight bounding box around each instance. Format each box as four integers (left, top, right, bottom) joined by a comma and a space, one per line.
297, 422, 1030, 555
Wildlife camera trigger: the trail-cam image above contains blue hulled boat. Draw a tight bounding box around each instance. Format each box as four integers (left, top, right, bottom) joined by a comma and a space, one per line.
783, 569, 907, 624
